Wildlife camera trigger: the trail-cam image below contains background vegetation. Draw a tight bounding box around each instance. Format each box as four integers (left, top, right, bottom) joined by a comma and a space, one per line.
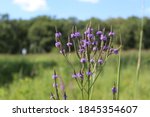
0, 51, 150, 99
0, 14, 150, 54
0, 14, 150, 99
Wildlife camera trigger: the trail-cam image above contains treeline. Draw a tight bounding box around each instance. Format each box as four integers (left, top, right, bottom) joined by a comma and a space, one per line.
0, 14, 150, 54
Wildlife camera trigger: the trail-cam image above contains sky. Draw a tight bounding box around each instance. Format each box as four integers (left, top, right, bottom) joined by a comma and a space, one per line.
0, 0, 150, 20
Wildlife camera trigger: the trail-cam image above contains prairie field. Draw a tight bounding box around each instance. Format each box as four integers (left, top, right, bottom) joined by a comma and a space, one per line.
0, 50, 150, 100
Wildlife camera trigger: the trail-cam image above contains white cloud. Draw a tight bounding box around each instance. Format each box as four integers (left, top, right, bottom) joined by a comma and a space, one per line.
13, 0, 48, 12
78, 0, 99, 4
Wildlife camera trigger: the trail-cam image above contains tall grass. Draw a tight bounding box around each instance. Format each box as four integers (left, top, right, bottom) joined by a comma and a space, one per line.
134, 0, 144, 99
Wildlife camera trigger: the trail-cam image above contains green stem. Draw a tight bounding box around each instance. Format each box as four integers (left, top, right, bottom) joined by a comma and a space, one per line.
87, 75, 90, 100
116, 46, 121, 100
54, 78, 60, 100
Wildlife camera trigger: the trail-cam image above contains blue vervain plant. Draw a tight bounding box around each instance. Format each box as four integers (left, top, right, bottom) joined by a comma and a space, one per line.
51, 24, 120, 100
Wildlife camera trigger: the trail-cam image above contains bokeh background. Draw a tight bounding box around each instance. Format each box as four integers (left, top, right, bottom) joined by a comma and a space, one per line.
0, 0, 150, 99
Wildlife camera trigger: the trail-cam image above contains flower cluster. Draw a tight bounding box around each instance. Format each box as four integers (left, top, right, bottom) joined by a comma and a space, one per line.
52, 25, 119, 100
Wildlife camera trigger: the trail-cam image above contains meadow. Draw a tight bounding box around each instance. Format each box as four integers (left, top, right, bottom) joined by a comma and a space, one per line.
0, 50, 150, 100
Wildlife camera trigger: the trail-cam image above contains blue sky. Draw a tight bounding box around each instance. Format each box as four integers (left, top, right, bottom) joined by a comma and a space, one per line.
0, 0, 150, 20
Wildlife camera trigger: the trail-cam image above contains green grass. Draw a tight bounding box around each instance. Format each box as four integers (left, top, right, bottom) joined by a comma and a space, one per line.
0, 50, 150, 100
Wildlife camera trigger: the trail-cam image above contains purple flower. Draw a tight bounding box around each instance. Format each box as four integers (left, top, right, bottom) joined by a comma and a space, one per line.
110, 48, 114, 53
98, 59, 103, 64
109, 31, 115, 36
79, 48, 85, 53
90, 58, 95, 63
112, 87, 117, 94
55, 42, 61, 48
83, 40, 91, 47
102, 45, 109, 51
84, 27, 93, 34
93, 46, 97, 51
71, 32, 81, 38
72, 73, 77, 78
87, 33, 93, 39
92, 41, 97, 46
53, 83, 58, 87
86, 71, 92, 76
113, 49, 118, 54
52, 74, 58, 79
67, 42, 72, 47
55, 32, 61, 38
77, 72, 84, 79
80, 58, 87, 63
96, 31, 102, 36
71, 33, 75, 38
63, 92, 67, 100
100, 34, 107, 41
75, 32, 80, 38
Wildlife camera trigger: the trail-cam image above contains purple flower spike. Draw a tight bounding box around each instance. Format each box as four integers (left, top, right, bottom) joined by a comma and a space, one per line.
96, 31, 102, 36
87, 28, 93, 33
86, 71, 92, 76
79, 48, 85, 53
100, 34, 107, 41
92, 41, 97, 46
109, 31, 115, 36
80, 58, 87, 63
71, 32, 80, 38
83, 40, 91, 47
112, 87, 117, 94
71, 33, 75, 38
55, 42, 61, 48
87, 33, 93, 39
75, 32, 80, 38
85, 27, 93, 34
113, 49, 119, 54
103, 45, 109, 51
55, 32, 61, 38
98, 59, 103, 64
67, 42, 72, 47
52, 74, 58, 79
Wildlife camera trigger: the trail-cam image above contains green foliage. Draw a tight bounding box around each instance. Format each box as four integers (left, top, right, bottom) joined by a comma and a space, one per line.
0, 51, 150, 99
0, 14, 150, 54
0, 55, 57, 86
